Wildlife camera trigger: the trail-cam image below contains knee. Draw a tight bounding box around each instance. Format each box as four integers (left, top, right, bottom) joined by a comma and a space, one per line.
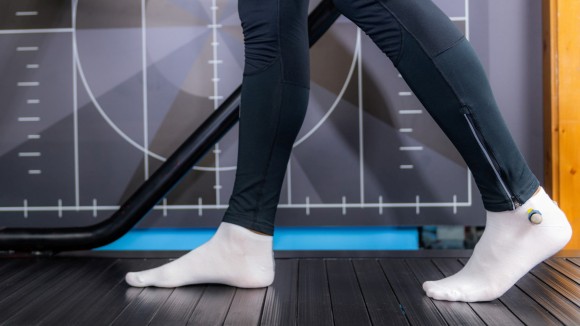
377, 0, 465, 57
331, 0, 403, 63
331, 0, 351, 13
331, 0, 359, 20
238, 0, 280, 75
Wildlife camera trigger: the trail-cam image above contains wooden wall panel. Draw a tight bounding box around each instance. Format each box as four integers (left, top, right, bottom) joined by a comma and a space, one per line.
543, 0, 580, 249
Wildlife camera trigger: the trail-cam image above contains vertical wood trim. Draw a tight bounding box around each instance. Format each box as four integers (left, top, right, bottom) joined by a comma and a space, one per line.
544, 0, 580, 249
558, 0, 580, 249
542, 0, 558, 200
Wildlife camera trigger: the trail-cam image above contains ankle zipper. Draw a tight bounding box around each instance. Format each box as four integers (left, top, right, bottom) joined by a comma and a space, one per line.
512, 197, 522, 208
463, 113, 521, 210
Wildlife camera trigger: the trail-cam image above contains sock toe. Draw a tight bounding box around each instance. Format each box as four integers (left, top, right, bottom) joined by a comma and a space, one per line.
424, 287, 437, 299
422, 280, 436, 293
125, 272, 147, 287
423, 280, 468, 301
425, 287, 447, 301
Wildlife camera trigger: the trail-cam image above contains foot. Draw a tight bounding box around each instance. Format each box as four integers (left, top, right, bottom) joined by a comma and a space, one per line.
423, 187, 572, 302
125, 222, 275, 288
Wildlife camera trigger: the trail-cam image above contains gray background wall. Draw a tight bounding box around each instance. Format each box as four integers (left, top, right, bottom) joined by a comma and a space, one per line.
0, 0, 543, 229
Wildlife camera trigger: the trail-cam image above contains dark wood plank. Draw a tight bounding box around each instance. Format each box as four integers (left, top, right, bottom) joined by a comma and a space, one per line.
41, 258, 154, 325
515, 272, 580, 325
406, 259, 485, 326
67, 258, 163, 325
148, 286, 206, 325
545, 258, 580, 284
0, 259, 17, 277
0, 259, 35, 280
297, 259, 333, 326
260, 259, 299, 326
326, 259, 371, 326
352, 259, 409, 326
530, 263, 580, 306
5, 258, 117, 325
379, 259, 446, 326
0, 259, 44, 287
110, 287, 175, 325
497, 290, 563, 326
568, 258, 580, 267
432, 258, 524, 326
224, 288, 267, 326
457, 259, 563, 326
0, 258, 70, 301
187, 284, 236, 325
0, 258, 91, 321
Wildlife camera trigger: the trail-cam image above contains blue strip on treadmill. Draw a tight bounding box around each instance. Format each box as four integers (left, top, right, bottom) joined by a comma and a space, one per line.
94, 227, 419, 250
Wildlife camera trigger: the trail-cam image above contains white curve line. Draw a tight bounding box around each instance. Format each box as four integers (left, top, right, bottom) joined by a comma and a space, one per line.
72, 0, 80, 207
71, 0, 235, 172
141, 0, 150, 179
465, 0, 470, 40
293, 31, 360, 148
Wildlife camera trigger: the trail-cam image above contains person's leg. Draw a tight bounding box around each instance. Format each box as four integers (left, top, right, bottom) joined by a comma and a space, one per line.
221, 0, 310, 235
125, 0, 310, 288
332, 0, 572, 301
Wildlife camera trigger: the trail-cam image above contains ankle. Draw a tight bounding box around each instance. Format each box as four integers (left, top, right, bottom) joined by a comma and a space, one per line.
250, 229, 270, 236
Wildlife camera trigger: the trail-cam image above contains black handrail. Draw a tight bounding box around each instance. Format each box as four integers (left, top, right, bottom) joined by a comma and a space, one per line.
0, 0, 341, 252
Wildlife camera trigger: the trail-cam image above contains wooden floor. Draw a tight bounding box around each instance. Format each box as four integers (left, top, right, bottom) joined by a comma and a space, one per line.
0, 251, 578, 325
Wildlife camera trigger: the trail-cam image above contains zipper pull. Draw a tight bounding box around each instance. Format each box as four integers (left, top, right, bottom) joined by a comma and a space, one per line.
513, 197, 522, 208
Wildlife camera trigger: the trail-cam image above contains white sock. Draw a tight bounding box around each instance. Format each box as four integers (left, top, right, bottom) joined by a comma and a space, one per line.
423, 187, 572, 302
125, 222, 275, 288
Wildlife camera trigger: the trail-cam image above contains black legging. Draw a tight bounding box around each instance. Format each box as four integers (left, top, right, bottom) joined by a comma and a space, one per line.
222, 0, 539, 235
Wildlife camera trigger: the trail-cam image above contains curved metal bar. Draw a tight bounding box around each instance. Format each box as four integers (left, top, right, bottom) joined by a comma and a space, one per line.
0, 0, 341, 252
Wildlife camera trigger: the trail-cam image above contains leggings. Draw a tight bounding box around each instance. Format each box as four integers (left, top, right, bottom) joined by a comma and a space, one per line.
222, 0, 540, 235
